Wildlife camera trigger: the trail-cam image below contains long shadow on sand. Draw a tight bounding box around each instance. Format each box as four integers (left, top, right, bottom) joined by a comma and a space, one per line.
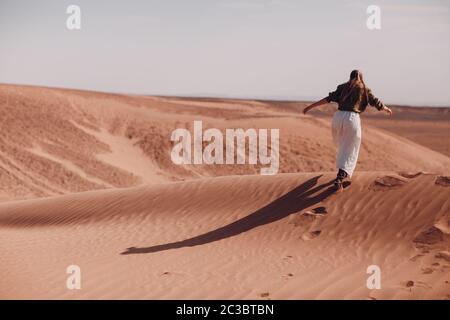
121, 175, 341, 255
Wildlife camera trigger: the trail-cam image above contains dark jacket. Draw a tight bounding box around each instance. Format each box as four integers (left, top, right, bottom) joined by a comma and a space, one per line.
327, 82, 385, 113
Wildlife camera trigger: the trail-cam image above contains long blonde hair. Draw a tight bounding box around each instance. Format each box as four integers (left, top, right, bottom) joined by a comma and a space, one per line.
340, 70, 369, 106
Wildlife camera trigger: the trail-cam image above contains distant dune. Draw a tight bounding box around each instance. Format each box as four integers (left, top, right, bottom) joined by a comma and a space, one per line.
0, 84, 449, 201
0, 84, 449, 300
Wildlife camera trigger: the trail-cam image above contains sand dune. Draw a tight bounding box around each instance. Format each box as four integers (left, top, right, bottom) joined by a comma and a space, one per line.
0, 84, 449, 300
1, 84, 449, 201
0, 172, 449, 299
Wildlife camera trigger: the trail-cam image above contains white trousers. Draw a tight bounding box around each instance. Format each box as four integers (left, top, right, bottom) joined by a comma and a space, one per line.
331, 110, 361, 178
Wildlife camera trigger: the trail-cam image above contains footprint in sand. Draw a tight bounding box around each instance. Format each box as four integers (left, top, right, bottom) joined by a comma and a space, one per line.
409, 254, 424, 262
288, 212, 317, 227
288, 206, 328, 227
404, 280, 433, 291
370, 175, 408, 191
434, 213, 450, 235
435, 176, 450, 187
413, 226, 444, 246
421, 267, 434, 274
288, 210, 325, 241
406, 280, 414, 288
312, 206, 328, 215
435, 251, 450, 262
398, 171, 422, 179
301, 230, 322, 241
282, 273, 294, 280
160, 271, 185, 277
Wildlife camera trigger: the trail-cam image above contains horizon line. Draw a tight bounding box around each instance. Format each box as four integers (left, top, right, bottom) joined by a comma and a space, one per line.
2, 82, 450, 109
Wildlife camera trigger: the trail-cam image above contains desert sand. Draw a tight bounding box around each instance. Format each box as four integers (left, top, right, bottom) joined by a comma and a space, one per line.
0, 84, 449, 299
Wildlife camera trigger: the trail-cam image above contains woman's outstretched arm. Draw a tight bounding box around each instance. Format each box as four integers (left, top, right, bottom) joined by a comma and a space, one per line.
367, 89, 393, 115
303, 97, 329, 114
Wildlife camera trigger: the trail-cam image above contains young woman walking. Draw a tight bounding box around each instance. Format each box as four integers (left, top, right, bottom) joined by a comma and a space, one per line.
303, 70, 393, 191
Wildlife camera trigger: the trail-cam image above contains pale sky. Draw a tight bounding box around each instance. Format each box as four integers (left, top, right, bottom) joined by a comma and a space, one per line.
1, 0, 449, 106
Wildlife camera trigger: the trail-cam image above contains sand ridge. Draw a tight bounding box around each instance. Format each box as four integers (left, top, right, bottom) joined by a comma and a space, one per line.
0, 172, 449, 299
1, 84, 449, 201
0, 84, 449, 299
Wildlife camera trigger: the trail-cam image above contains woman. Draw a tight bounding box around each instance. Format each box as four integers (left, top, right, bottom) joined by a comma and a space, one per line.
303, 70, 392, 191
